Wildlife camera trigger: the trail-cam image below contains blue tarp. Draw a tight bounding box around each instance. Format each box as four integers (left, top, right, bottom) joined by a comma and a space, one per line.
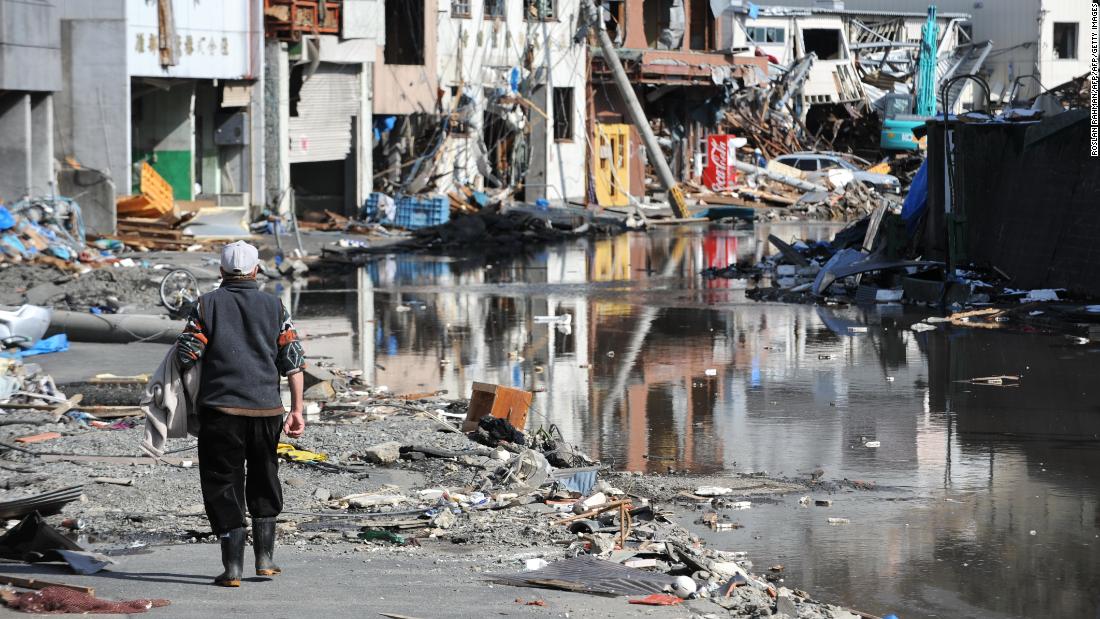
559, 470, 598, 495
0, 334, 69, 359
901, 159, 929, 236
0, 206, 14, 231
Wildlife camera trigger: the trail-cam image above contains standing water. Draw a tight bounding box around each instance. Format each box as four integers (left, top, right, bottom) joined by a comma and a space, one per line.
289, 224, 1099, 618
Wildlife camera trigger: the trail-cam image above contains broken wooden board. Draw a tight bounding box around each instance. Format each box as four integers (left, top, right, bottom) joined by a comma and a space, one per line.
39, 455, 196, 466
0, 575, 94, 596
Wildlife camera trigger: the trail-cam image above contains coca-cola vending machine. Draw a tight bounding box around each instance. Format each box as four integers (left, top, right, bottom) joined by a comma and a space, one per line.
702, 135, 745, 192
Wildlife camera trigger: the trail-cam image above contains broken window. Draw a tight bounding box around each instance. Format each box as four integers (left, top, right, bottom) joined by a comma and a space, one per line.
747, 26, 785, 44
452, 0, 471, 17
525, 0, 555, 20
1053, 22, 1078, 59
803, 28, 846, 60
484, 0, 505, 19
448, 86, 470, 135
384, 0, 425, 65
288, 65, 303, 117
688, 0, 716, 50
602, 0, 626, 44
958, 23, 973, 43
552, 87, 574, 141
644, 0, 684, 50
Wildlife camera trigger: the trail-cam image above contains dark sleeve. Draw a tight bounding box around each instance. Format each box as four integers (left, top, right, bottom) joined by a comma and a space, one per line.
176, 303, 207, 369
276, 303, 306, 377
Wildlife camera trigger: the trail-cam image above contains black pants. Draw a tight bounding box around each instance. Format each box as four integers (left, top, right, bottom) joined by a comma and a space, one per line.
197, 407, 283, 535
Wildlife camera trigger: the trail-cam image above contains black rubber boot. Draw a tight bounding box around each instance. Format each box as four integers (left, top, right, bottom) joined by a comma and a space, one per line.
252, 517, 282, 576
214, 527, 246, 587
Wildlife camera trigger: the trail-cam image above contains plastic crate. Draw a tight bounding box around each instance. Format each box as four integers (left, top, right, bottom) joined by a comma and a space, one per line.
362, 193, 449, 230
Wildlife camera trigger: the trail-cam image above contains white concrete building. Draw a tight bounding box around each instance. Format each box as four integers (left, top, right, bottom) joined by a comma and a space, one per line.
724, 5, 972, 107
384, 0, 588, 204
54, 0, 266, 233
751, 0, 1095, 102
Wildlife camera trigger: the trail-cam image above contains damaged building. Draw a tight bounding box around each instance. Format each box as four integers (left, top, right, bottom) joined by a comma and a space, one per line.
263, 0, 382, 219
589, 0, 767, 207
53, 0, 267, 234
761, 0, 1095, 104
371, 0, 588, 206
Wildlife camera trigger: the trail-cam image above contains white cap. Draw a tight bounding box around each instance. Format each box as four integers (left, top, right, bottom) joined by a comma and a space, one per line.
220, 241, 259, 275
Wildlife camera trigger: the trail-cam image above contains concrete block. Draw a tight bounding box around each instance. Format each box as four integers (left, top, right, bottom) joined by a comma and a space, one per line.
362, 441, 402, 465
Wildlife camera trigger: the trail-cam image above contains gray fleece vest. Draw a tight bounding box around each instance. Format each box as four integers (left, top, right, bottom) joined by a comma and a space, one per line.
196, 279, 284, 414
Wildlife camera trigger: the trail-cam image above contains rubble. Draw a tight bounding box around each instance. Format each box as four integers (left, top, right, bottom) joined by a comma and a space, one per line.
0, 358, 868, 618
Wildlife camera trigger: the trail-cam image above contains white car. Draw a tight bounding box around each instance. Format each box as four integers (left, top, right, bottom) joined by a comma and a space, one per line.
774, 152, 901, 193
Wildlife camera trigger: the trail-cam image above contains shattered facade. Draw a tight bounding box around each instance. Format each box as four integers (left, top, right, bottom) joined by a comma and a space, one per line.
589, 0, 768, 204
371, 0, 588, 205
760, 0, 1096, 104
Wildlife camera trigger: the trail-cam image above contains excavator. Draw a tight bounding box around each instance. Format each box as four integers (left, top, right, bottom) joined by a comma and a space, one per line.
880, 6, 939, 152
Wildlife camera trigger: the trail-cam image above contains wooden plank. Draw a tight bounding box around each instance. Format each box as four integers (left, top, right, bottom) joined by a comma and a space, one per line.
116, 225, 184, 239
80, 406, 145, 419
109, 235, 194, 248
89, 375, 149, 384
0, 575, 95, 596
50, 394, 83, 422
40, 455, 197, 466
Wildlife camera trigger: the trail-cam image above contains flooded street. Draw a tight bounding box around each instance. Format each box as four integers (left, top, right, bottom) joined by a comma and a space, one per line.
291, 225, 1099, 618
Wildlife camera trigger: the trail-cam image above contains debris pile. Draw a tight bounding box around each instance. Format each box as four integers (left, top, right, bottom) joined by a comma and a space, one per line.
321, 208, 625, 263
0, 198, 90, 269
0, 363, 868, 617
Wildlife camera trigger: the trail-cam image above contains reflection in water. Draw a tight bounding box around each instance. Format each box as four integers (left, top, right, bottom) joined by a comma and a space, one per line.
291, 225, 1099, 619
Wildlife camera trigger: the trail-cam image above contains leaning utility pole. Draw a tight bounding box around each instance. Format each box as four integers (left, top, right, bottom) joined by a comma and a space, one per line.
582, 0, 689, 218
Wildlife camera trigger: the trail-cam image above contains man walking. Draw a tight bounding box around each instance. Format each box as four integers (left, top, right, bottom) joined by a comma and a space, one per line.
176, 241, 306, 587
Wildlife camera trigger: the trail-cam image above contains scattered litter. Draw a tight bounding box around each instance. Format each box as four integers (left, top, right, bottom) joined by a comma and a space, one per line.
56, 549, 117, 575
358, 530, 410, 545
1020, 289, 1061, 302
0, 487, 84, 520
91, 477, 133, 487
14, 432, 62, 444
629, 594, 682, 606
827, 518, 850, 525
0, 586, 169, 614
525, 558, 549, 571
491, 556, 677, 596
961, 375, 1020, 387
864, 441, 881, 448
276, 443, 328, 463
695, 486, 732, 497
670, 575, 697, 599
911, 322, 936, 332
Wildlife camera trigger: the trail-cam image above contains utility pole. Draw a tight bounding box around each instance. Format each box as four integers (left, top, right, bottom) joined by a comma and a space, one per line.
582, 0, 689, 218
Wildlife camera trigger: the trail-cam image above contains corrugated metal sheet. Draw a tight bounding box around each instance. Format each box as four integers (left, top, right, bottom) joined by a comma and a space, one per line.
289, 64, 360, 163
